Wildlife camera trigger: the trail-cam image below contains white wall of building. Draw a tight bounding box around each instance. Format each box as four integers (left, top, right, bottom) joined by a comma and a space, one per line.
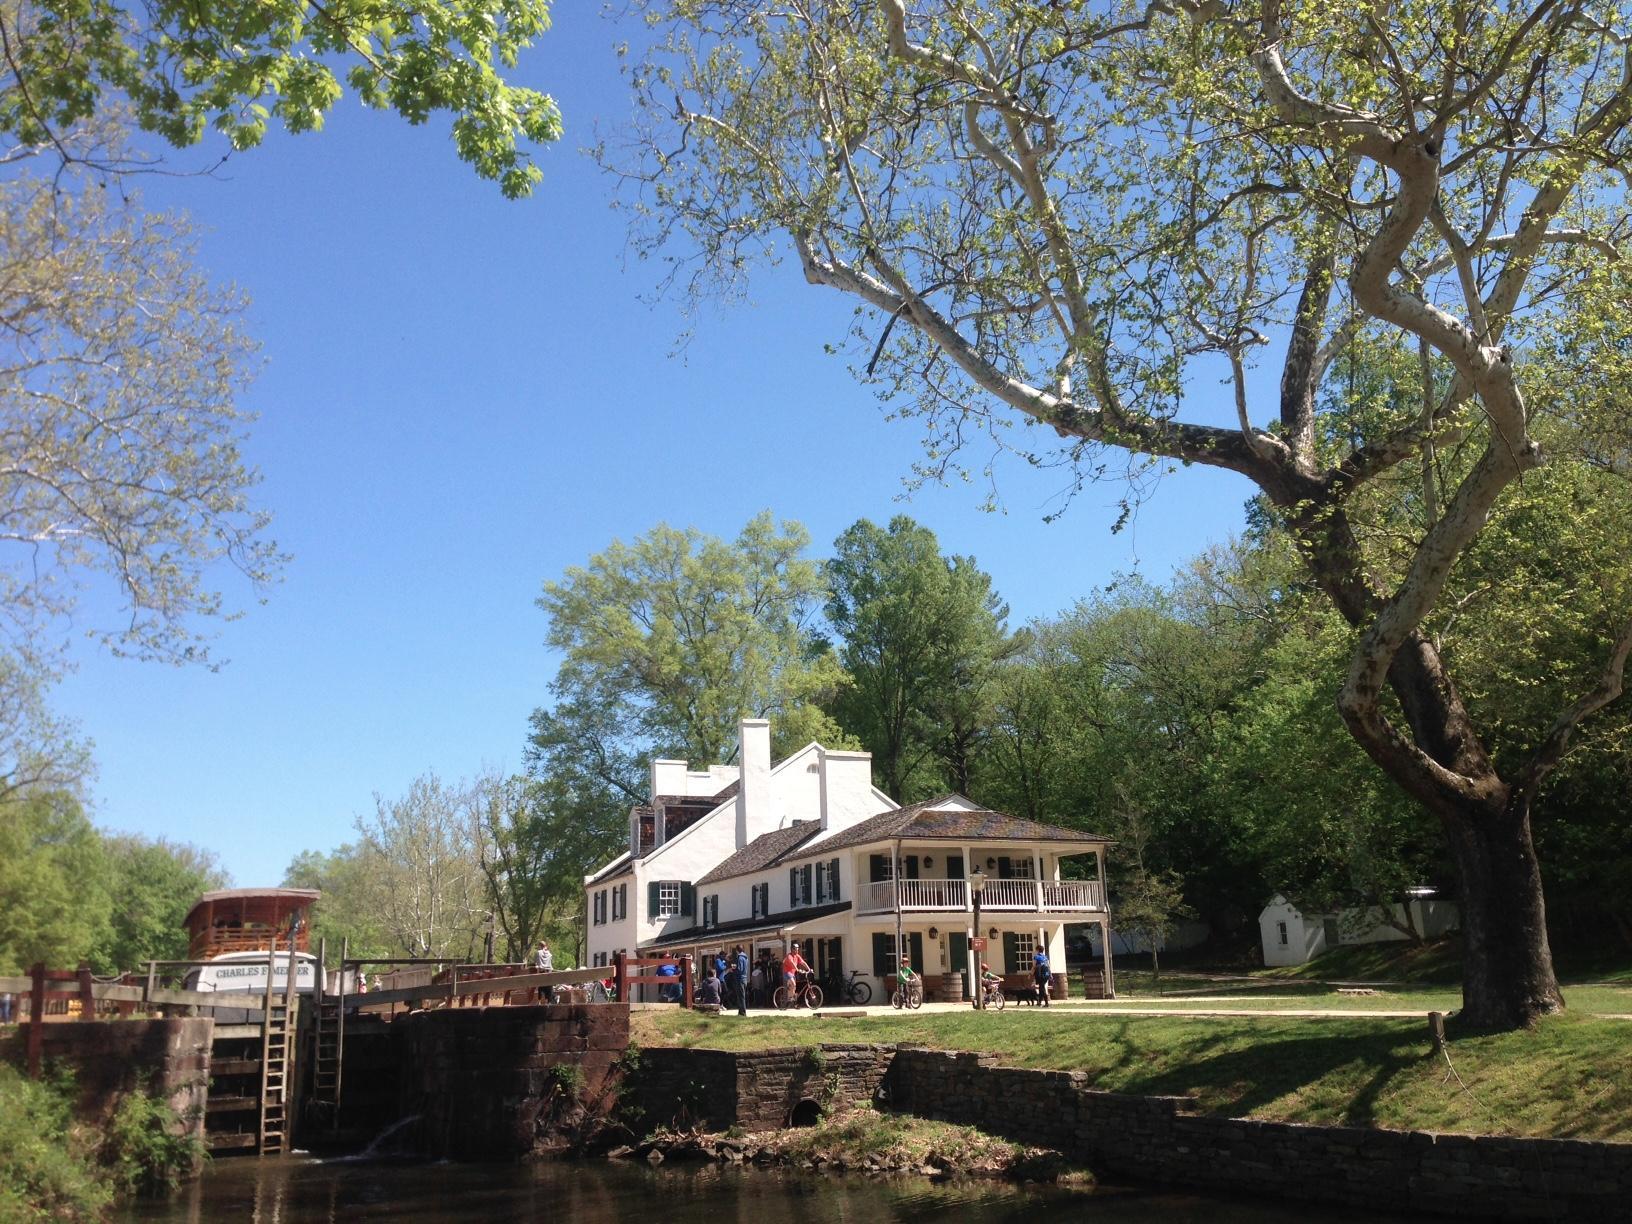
1258, 895, 1461, 966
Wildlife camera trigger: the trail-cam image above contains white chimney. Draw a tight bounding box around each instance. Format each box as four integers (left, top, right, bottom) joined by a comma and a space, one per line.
736, 719, 772, 849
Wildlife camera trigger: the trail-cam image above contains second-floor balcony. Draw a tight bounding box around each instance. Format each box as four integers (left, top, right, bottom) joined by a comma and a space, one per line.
856, 877, 1105, 915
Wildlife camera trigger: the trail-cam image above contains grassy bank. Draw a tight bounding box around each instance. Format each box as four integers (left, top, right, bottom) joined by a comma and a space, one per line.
648, 1105, 1083, 1181
632, 1008, 1632, 1142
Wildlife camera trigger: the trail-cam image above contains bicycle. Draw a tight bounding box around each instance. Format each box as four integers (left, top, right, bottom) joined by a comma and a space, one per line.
838, 969, 872, 1006
773, 976, 825, 1010
890, 974, 923, 1010
979, 979, 1006, 1010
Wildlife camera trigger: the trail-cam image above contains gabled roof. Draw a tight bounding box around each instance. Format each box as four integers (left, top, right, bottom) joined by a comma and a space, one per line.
804, 794, 1110, 854
586, 853, 634, 887
696, 820, 824, 886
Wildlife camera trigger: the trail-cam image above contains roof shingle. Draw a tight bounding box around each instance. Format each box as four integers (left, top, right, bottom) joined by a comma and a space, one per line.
695, 820, 824, 885
804, 794, 1110, 855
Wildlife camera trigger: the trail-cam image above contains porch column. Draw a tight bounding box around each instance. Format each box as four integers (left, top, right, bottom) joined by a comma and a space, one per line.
1033, 846, 1044, 910
1100, 917, 1115, 999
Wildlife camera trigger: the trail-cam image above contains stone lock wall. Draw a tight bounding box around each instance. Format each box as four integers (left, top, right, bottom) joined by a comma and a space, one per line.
398, 1003, 629, 1159
0, 1018, 213, 1146
881, 1046, 1632, 1222
626, 1042, 892, 1134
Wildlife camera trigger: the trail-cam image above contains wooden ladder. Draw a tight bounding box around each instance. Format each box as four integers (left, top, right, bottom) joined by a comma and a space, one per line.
312, 937, 345, 1129
257, 935, 300, 1156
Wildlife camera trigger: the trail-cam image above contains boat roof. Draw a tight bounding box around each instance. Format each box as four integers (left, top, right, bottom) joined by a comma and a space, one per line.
183, 887, 320, 928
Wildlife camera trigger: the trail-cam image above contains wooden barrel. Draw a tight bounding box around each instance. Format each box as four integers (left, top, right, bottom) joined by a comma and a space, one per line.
940, 971, 964, 1003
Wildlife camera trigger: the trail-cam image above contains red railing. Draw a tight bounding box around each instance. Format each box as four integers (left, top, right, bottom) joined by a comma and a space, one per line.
613, 953, 694, 1007
20, 963, 101, 1077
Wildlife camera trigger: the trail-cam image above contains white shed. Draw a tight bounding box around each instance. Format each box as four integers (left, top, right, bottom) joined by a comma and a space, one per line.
1259, 892, 1460, 967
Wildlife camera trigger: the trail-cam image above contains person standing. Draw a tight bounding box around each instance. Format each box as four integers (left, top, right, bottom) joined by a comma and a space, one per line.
1032, 945, 1052, 1006
534, 939, 554, 1003
733, 945, 749, 1016
0, 990, 12, 1024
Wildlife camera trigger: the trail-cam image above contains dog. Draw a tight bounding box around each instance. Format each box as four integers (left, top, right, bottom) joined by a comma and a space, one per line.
1004, 985, 1041, 1006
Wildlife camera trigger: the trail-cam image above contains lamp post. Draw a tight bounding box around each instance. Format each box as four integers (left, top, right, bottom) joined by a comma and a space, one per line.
970, 866, 985, 1010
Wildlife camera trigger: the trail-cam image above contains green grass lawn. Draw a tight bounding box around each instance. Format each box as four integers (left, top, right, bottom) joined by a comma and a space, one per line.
1072, 980, 1632, 1014
632, 1007, 1632, 1142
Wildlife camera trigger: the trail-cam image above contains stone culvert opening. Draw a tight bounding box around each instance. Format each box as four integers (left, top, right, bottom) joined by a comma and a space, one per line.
788, 1098, 823, 1128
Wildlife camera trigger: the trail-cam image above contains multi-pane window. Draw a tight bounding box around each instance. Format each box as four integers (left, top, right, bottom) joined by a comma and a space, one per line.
1007, 932, 1037, 974
613, 883, 626, 921
657, 881, 681, 917
1277, 921, 1289, 946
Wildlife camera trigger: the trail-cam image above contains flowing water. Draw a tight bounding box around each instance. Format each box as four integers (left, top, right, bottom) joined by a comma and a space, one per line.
122, 1156, 1432, 1223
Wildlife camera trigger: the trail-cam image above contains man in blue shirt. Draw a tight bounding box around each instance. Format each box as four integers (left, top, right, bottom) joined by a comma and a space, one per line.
656, 952, 680, 1003
1032, 946, 1052, 1006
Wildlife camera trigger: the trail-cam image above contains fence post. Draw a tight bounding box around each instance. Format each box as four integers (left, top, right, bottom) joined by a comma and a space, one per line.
77, 963, 94, 1021
614, 951, 627, 1005
144, 961, 157, 1013
450, 963, 459, 1008
681, 955, 694, 1009
27, 963, 45, 1078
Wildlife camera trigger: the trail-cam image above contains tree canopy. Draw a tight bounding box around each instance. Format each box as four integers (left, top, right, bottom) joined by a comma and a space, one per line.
0, 0, 560, 195
611, 0, 1632, 1029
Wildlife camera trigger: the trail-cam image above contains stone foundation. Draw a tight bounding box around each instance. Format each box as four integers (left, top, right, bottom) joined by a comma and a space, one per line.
0, 1018, 212, 1147
621, 1041, 1632, 1222
398, 1003, 629, 1158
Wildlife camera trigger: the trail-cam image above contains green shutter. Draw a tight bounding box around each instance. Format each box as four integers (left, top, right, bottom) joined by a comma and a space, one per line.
1002, 932, 1019, 974
869, 854, 888, 883
910, 933, 924, 974
829, 858, 840, 901
680, 882, 694, 916
790, 867, 798, 907
904, 855, 919, 879
872, 933, 891, 976
802, 864, 813, 905
648, 881, 660, 916
998, 856, 1012, 879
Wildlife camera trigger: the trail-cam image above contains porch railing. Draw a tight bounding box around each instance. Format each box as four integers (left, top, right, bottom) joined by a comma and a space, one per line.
855, 877, 1105, 914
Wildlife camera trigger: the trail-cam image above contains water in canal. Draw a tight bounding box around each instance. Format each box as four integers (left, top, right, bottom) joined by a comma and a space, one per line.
122, 1156, 1432, 1222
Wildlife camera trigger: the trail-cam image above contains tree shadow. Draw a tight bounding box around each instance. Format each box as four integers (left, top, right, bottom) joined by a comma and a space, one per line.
1090, 1020, 1427, 1124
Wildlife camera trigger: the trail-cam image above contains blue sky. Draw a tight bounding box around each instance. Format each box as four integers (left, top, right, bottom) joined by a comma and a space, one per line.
54, 6, 1251, 885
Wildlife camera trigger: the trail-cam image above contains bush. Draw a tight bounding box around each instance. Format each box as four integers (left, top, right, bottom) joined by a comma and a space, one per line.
103, 1087, 203, 1197
0, 1064, 110, 1222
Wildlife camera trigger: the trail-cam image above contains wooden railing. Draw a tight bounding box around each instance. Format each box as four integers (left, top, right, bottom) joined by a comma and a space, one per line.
857, 877, 1108, 913
1041, 880, 1105, 910
612, 953, 694, 1007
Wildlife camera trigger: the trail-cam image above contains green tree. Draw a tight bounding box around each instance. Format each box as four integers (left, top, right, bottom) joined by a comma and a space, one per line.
97, 835, 228, 970
824, 516, 1014, 800
614, 0, 1632, 1028
0, 791, 110, 974
536, 511, 846, 767
353, 772, 484, 960
0, 0, 559, 196
281, 845, 392, 961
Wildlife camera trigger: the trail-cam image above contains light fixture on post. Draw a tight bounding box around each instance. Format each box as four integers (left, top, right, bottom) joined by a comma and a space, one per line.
970, 866, 986, 1010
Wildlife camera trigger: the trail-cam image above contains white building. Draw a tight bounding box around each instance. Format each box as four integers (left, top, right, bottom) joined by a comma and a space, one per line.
1258, 893, 1460, 967
584, 719, 1116, 1000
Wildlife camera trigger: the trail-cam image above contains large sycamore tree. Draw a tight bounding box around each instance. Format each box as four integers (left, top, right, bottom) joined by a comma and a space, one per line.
612, 0, 1632, 1028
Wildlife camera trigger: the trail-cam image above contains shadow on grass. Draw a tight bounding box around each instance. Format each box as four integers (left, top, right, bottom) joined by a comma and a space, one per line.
1093, 1019, 1428, 1124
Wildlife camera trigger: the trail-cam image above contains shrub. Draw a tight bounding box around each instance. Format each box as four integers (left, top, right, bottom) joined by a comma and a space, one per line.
103, 1087, 204, 1197
0, 1064, 110, 1222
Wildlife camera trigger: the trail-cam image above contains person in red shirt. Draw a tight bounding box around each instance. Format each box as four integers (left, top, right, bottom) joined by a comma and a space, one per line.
782, 942, 813, 992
